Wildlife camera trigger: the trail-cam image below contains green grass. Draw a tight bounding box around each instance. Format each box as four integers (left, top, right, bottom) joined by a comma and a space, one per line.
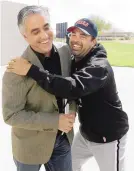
100, 41, 134, 67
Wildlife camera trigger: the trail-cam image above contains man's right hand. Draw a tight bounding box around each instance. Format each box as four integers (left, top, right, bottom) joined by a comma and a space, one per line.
58, 114, 75, 133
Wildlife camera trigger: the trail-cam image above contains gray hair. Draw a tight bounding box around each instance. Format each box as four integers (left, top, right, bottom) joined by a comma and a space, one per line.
17, 5, 50, 33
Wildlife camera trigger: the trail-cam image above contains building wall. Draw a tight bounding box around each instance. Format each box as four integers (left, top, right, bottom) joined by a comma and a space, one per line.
0, 0, 40, 65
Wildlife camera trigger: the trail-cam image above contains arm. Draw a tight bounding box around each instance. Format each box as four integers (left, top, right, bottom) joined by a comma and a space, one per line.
27, 58, 109, 99
2, 72, 59, 131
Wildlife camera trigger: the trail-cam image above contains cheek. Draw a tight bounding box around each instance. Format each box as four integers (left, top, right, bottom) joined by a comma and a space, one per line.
69, 38, 72, 45
27, 34, 38, 42
83, 40, 92, 49
48, 31, 54, 39
69, 36, 76, 43
31, 38, 39, 45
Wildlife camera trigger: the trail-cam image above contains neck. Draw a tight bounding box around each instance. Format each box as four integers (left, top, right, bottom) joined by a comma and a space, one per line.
75, 56, 84, 62
45, 51, 51, 57
30, 46, 52, 57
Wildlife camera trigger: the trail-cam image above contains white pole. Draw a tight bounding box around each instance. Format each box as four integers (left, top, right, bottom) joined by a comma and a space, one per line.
62, 99, 69, 135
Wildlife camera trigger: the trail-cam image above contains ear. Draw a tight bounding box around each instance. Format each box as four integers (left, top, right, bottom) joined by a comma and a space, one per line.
22, 33, 28, 41
92, 38, 97, 45
93, 38, 97, 44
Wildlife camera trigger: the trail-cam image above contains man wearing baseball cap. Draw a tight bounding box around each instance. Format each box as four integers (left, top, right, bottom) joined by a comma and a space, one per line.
7, 18, 129, 171
67, 18, 98, 37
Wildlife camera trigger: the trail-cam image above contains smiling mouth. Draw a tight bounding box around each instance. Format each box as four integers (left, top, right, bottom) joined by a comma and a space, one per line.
72, 44, 81, 50
40, 40, 49, 44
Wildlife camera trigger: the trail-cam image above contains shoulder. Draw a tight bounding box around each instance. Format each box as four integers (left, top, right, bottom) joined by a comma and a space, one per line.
53, 41, 66, 49
2, 71, 26, 85
56, 44, 72, 62
90, 57, 111, 69
58, 44, 71, 54
53, 41, 71, 53
22, 46, 33, 60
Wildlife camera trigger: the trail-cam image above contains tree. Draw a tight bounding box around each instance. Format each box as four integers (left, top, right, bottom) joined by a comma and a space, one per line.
89, 15, 112, 34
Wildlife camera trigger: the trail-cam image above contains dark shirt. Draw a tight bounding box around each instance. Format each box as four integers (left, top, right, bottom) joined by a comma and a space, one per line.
27, 44, 129, 143
30, 45, 64, 113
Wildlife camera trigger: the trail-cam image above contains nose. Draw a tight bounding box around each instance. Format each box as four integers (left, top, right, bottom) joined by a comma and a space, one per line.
70, 33, 81, 42
70, 37, 80, 45
40, 30, 49, 39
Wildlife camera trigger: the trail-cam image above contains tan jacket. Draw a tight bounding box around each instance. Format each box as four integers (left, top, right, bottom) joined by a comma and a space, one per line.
2, 45, 76, 164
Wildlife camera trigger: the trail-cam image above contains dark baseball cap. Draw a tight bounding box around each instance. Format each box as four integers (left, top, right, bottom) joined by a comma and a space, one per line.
67, 18, 98, 38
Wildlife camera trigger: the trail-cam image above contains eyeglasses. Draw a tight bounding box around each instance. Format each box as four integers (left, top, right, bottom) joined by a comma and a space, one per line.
68, 32, 89, 40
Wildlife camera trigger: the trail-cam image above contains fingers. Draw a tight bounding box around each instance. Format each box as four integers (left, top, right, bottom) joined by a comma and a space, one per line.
11, 59, 16, 62
66, 125, 74, 133
58, 114, 75, 133
6, 61, 15, 72
6, 68, 13, 73
7, 63, 14, 68
62, 115, 74, 126
61, 126, 73, 133
66, 116, 75, 123
7, 58, 22, 69
66, 120, 74, 131
8, 58, 17, 64
66, 113, 76, 118
59, 127, 73, 133
8, 61, 15, 65
7, 59, 16, 69
8, 57, 27, 66
62, 130, 69, 133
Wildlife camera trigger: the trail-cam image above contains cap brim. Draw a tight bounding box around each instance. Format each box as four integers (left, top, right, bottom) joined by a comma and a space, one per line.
67, 26, 90, 35
67, 26, 77, 32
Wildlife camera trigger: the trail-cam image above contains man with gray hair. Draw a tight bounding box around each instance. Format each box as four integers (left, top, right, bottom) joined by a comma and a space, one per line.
2, 5, 76, 171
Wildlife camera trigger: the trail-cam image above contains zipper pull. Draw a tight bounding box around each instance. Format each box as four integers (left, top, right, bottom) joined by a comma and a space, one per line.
103, 137, 106, 142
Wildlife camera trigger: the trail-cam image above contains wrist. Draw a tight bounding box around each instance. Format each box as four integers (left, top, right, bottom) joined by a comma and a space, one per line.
26, 63, 32, 75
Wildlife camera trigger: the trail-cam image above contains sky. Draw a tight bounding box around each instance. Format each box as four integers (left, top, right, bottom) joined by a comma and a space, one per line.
40, 0, 134, 32
2, 0, 134, 32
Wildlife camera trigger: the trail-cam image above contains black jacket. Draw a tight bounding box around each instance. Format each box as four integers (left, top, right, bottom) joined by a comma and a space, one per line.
27, 43, 129, 143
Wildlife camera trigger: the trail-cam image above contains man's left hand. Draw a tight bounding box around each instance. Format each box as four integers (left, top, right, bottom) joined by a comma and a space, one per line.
7, 58, 32, 76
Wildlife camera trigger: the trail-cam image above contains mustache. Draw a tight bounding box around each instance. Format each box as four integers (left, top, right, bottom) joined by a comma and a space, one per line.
70, 42, 82, 46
